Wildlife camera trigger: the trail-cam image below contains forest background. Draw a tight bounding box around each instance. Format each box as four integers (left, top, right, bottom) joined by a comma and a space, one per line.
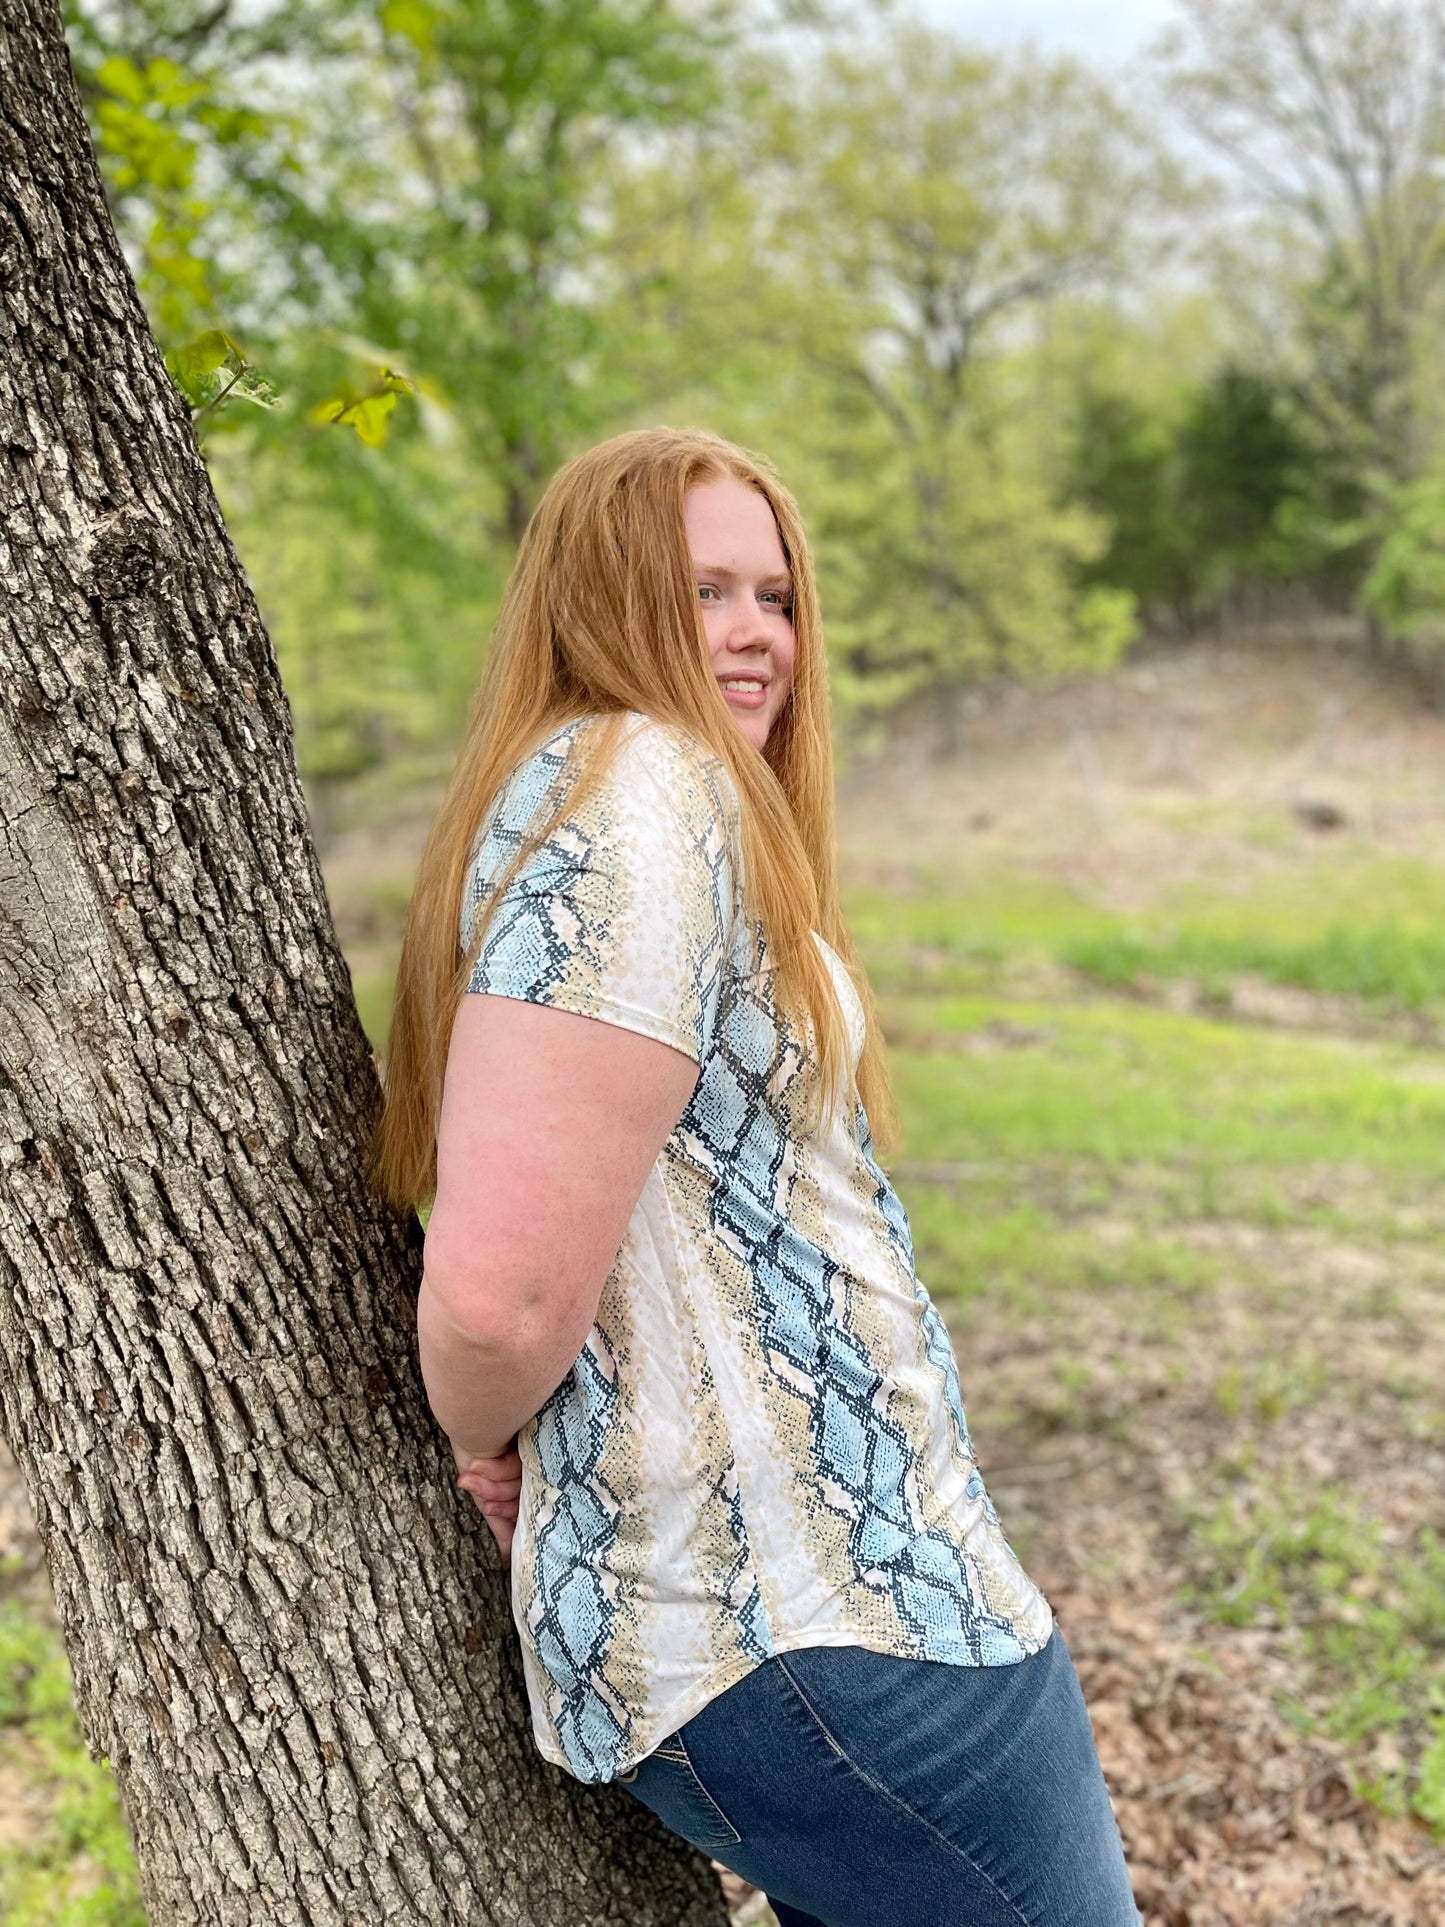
5, 0, 1445, 1922
60, 0, 1445, 818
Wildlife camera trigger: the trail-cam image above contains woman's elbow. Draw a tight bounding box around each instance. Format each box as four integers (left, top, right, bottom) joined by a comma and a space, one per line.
420, 1227, 596, 1360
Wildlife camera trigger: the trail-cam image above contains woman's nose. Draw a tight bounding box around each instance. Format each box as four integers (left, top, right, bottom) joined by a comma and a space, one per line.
726, 598, 772, 649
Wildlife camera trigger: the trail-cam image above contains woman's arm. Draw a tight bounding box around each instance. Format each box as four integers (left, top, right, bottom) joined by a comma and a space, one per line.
419, 991, 700, 1463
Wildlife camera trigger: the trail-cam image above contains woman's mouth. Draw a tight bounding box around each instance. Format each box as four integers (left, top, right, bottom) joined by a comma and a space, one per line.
719, 677, 768, 708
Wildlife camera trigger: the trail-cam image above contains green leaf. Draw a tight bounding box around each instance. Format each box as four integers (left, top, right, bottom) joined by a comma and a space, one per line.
95, 55, 147, 105
381, 0, 441, 53
348, 390, 400, 445
308, 389, 400, 443
168, 329, 242, 383
230, 369, 283, 410
309, 365, 416, 444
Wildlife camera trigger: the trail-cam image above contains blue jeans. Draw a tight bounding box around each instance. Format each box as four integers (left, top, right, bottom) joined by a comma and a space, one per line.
616, 1625, 1140, 1927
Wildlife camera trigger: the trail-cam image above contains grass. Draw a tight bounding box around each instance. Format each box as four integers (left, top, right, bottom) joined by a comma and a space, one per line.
350, 966, 400, 1054
0, 1600, 143, 1925
846, 854, 1445, 1017
844, 878, 1108, 995
887, 994, 1445, 1180
1184, 1484, 1445, 1833
905, 1190, 1223, 1319
1067, 922, 1445, 1012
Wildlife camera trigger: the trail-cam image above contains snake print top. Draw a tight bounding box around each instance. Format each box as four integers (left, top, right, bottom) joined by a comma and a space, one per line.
460, 709, 1053, 1783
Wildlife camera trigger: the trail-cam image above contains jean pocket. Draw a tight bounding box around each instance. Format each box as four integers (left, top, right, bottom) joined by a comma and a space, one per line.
620, 1732, 742, 1853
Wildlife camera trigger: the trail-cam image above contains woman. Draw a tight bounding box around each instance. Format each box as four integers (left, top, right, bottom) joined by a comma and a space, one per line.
369, 426, 1140, 1927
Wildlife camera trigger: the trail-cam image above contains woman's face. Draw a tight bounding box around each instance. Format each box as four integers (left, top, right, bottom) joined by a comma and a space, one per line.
683, 476, 797, 753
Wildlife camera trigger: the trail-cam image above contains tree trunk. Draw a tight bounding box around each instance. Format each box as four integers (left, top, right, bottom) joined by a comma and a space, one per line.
0, 5, 729, 1923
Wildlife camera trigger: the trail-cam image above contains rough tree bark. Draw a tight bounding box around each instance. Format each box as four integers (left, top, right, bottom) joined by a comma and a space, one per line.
0, 3, 730, 1922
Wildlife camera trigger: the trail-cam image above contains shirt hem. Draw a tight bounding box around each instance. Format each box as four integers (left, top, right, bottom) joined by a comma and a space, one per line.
464, 980, 702, 1066
530, 1607, 1057, 1784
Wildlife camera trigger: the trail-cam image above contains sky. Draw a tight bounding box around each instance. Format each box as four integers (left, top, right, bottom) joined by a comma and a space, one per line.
921, 0, 1182, 65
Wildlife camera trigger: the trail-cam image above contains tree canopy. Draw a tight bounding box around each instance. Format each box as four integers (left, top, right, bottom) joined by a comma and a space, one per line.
54, 0, 1445, 794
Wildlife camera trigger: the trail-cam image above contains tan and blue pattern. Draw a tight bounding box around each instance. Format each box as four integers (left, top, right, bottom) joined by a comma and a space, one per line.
461, 712, 1054, 1784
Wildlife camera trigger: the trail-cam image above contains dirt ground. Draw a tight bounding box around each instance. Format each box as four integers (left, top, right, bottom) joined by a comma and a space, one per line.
838, 623, 1445, 869
947, 1232, 1445, 1927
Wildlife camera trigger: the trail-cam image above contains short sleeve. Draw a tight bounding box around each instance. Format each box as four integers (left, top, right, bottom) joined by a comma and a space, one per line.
460, 715, 739, 1065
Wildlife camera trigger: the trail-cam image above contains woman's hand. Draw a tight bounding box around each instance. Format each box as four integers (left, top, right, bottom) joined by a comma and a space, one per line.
452, 1435, 522, 1570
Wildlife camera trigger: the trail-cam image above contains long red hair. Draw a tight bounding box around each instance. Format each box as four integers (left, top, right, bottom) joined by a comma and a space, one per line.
366, 425, 897, 1212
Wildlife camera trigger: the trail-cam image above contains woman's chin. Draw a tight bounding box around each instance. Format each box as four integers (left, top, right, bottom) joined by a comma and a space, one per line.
724, 709, 770, 753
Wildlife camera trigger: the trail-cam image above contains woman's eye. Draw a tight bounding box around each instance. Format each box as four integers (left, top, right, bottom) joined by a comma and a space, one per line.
698, 585, 719, 602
